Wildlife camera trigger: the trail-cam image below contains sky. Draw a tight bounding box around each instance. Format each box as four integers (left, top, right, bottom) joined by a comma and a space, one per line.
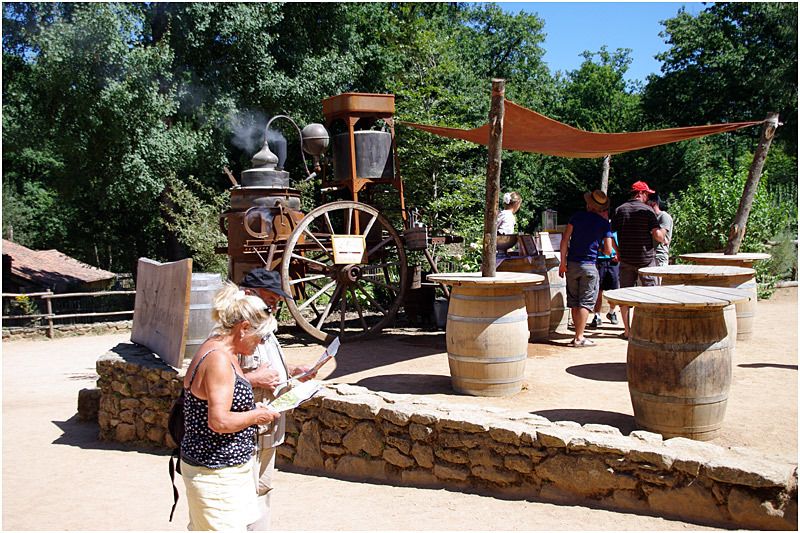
497, 2, 708, 84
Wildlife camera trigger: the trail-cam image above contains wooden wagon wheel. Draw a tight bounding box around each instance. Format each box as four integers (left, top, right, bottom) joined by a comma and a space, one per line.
280, 201, 408, 343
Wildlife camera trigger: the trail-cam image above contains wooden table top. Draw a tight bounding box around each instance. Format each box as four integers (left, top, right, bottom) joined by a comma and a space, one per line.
639, 264, 755, 278
679, 252, 771, 265
604, 285, 752, 309
427, 271, 544, 286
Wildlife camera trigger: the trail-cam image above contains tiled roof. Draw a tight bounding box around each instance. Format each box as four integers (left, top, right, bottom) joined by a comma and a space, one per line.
2, 239, 116, 289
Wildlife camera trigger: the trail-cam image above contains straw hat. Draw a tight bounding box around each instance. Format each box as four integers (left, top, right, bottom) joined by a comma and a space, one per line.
584, 189, 610, 211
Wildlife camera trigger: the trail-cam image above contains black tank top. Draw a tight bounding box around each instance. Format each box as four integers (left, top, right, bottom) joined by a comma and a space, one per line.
180, 350, 256, 468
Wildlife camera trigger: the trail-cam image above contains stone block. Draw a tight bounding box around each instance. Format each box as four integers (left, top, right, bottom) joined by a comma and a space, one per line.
119, 409, 135, 424
409, 423, 434, 442
386, 435, 412, 455
378, 404, 416, 426
434, 447, 469, 464
294, 420, 324, 470
383, 447, 415, 469
468, 448, 503, 468
401, 469, 439, 487
115, 423, 136, 442
536, 427, 571, 448
335, 455, 387, 481
320, 444, 347, 456
433, 462, 470, 481
320, 429, 343, 444
321, 395, 382, 419
647, 483, 727, 525
704, 457, 794, 488
318, 408, 353, 430
471, 464, 519, 485
630, 430, 663, 445
627, 447, 676, 470
342, 422, 384, 457
77, 388, 100, 422
436, 414, 489, 433
411, 443, 434, 469
536, 454, 637, 497
146, 426, 165, 444
727, 486, 798, 530
504, 454, 535, 474
583, 424, 622, 435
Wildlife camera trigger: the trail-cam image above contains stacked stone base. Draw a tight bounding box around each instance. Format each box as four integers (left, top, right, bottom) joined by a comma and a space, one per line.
94, 345, 797, 529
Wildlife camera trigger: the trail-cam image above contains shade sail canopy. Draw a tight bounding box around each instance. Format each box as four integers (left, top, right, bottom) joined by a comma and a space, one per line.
402, 100, 761, 158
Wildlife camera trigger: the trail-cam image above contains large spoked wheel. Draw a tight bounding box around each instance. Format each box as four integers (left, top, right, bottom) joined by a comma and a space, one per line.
280, 201, 408, 343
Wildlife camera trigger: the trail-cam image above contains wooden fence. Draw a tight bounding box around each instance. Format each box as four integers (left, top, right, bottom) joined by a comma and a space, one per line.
2, 290, 136, 338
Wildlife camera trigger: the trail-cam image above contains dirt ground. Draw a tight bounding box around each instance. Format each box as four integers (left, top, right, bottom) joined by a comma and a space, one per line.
2, 287, 796, 531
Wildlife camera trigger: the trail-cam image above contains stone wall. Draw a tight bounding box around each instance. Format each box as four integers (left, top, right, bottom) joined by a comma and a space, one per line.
3, 320, 132, 341
94, 347, 797, 529
96, 342, 182, 448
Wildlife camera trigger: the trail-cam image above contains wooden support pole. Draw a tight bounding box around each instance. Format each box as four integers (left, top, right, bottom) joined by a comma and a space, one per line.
724, 112, 780, 255
45, 289, 54, 338
482, 79, 506, 278
600, 154, 611, 193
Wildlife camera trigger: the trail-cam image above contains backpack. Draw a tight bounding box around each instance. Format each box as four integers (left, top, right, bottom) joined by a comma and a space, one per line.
168, 349, 213, 522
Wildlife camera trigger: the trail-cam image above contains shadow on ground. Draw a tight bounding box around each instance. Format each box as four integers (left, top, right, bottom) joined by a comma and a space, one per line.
355, 373, 453, 395
566, 362, 627, 382
51, 415, 167, 455
323, 332, 447, 381
533, 409, 636, 434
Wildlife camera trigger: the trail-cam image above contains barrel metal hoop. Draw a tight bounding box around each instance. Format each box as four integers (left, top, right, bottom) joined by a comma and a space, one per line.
448, 353, 527, 363
447, 313, 527, 324
630, 390, 729, 405
452, 375, 523, 385
528, 311, 550, 317
450, 293, 521, 302
628, 337, 731, 352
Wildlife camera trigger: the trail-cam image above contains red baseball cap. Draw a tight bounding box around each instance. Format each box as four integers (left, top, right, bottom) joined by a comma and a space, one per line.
631, 181, 655, 194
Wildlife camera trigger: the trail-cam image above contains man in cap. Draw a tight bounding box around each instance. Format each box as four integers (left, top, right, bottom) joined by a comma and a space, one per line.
558, 190, 614, 347
611, 181, 667, 338
647, 192, 673, 268
238, 267, 315, 530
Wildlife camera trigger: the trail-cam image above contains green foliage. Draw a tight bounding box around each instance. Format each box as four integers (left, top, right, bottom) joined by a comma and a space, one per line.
669, 155, 796, 264
161, 175, 229, 275
2, 1, 797, 282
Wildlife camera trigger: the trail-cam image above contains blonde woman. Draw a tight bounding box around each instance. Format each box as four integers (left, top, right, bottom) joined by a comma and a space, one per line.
180, 281, 281, 531
497, 191, 522, 235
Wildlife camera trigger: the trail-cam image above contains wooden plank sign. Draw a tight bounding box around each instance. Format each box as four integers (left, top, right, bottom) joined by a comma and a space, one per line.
131, 257, 193, 369
331, 235, 366, 264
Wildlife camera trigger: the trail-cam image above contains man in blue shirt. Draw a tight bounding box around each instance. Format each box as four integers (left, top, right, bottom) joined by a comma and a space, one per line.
559, 190, 614, 347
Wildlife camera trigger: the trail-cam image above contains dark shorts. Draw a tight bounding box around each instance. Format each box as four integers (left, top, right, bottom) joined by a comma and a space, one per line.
596, 258, 620, 291
619, 259, 658, 288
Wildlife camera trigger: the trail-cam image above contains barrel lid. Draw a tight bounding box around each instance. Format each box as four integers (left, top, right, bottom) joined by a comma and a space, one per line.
604, 285, 751, 308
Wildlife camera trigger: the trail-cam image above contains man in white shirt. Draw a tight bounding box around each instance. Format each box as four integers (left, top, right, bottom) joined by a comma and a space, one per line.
238, 268, 315, 530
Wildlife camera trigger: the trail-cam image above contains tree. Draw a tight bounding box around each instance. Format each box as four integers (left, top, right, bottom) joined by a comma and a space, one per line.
642, 2, 797, 185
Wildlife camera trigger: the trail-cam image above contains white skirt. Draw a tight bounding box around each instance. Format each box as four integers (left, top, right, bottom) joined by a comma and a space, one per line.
181, 457, 259, 531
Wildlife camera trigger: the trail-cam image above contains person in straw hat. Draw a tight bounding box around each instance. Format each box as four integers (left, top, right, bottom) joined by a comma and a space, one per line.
558, 190, 614, 347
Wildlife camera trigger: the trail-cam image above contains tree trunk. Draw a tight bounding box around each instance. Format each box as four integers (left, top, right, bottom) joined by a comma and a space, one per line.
600, 154, 611, 193
482, 79, 506, 278
724, 113, 780, 255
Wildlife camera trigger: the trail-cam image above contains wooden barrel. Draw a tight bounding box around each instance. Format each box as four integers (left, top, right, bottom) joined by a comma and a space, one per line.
497, 255, 550, 342
183, 273, 224, 360
732, 278, 757, 341
446, 283, 529, 396
627, 306, 732, 440
545, 255, 568, 333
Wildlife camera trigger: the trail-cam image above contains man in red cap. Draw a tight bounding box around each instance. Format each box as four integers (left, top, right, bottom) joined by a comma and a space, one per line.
611, 181, 667, 339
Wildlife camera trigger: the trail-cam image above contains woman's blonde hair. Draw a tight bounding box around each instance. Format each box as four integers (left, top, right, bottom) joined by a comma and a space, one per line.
502, 191, 522, 208
211, 281, 276, 338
